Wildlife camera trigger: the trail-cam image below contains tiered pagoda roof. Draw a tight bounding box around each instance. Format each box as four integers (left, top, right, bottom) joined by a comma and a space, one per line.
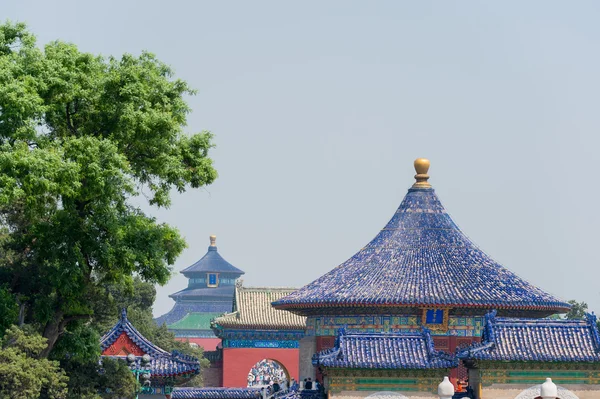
155, 236, 243, 337
101, 309, 200, 378
214, 285, 306, 330
273, 159, 569, 317
181, 235, 244, 276
458, 310, 600, 362
313, 328, 457, 369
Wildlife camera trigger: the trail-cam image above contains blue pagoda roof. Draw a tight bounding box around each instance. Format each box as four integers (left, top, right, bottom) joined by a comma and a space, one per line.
170, 285, 236, 300
155, 301, 234, 326
181, 236, 244, 276
101, 309, 200, 378
172, 388, 262, 399
312, 328, 457, 369
273, 159, 569, 316
457, 310, 600, 362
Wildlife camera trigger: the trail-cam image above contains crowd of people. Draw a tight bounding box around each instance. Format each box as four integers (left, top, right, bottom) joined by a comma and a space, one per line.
247, 359, 288, 389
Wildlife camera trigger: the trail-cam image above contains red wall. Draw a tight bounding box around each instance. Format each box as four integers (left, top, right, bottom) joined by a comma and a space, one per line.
222, 348, 299, 388
176, 337, 221, 351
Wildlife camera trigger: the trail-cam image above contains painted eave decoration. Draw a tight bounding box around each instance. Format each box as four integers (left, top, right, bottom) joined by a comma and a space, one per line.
273, 159, 569, 316
457, 310, 600, 362
101, 309, 200, 377
312, 328, 458, 369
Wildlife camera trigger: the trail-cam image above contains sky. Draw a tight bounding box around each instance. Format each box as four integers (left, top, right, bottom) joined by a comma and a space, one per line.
3, 1, 600, 317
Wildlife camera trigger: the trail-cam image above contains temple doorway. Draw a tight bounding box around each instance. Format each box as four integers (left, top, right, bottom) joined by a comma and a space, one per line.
247, 359, 290, 389
514, 384, 579, 399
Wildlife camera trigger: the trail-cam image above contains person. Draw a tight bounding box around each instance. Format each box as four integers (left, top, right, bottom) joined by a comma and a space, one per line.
290, 378, 298, 391
305, 378, 313, 390
273, 381, 280, 393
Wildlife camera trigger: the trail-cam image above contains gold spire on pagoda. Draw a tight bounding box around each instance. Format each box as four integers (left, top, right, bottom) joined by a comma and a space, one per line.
210, 235, 217, 247
412, 158, 431, 188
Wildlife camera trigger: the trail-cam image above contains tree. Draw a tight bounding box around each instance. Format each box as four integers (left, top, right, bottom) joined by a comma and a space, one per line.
0, 326, 68, 399
0, 21, 217, 359
565, 300, 588, 320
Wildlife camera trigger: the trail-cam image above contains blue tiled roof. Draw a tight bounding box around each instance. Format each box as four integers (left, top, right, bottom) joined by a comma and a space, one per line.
172, 388, 262, 399
155, 301, 233, 326
313, 328, 457, 369
273, 184, 569, 315
457, 310, 600, 362
101, 309, 200, 377
170, 286, 236, 300
181, 245, 244, 275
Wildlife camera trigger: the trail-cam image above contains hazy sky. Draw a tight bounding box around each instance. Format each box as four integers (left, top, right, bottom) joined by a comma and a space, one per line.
3, 1, 600, 317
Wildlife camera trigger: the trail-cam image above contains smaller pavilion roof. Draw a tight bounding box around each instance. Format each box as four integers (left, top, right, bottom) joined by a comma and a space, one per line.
457, 310, 600, 362
155, 301, 234, 326
181, 236, 244, 275
170, 285, 236, 300
101, 309, 200, 378
213, 286, 306, 330
313, 329, 457, 369
168, 312, 223, 331
172, 388, 262, 399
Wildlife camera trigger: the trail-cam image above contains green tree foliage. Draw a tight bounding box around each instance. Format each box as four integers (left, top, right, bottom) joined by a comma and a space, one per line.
60, 357, 136, 399
0, 20, 217, 360
565, 300, 588, 320
0, 326, 68, 399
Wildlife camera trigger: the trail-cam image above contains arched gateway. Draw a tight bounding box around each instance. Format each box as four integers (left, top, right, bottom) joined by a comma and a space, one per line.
212, 286, 306, 387
248, 359, 290, 388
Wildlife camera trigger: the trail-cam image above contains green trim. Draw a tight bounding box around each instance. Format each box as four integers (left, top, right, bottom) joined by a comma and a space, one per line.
476, 363, 600, 386
167, 312, 222, 330
326, 368, 448, 393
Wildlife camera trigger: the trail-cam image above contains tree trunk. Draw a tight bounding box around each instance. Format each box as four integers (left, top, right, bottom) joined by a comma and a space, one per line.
39, 311, 64, 358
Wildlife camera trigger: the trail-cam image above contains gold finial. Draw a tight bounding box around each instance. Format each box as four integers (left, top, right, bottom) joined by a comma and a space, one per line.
210, 235, 217, 247
412, 158, 431, 188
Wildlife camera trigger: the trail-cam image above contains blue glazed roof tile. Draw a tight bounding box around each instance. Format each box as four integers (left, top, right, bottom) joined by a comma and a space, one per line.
172, 388, 262, 399
457, 311, 600, 362
170, 286, 236, 300
181, 241, 244, 275
313, 328, 457, 369
273, 164, 569, 315
101, 309, 200, 377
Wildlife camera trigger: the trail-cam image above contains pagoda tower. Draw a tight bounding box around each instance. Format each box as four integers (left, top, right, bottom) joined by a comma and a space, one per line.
273, 158, 570, 394
156, 236, 244, 350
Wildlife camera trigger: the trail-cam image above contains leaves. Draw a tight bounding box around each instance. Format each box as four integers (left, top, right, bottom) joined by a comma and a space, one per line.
0, 326, 68, 399
0, 20, 216, 361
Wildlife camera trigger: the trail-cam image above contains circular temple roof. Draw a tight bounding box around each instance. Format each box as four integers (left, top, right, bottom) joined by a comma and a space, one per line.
273, 159, 569, 316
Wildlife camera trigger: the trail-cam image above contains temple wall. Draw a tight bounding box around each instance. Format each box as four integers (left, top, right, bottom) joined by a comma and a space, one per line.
222, 347, 299, 387
203, 360, 223, 387
325, 369, 448, 397
480, 384, 600, 399
299, 336, 317, 381
175, 337, 221, 351
329, 391, 438, 399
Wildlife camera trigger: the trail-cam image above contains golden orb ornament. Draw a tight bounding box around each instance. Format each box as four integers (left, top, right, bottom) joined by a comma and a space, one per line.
412, 158, 431, 187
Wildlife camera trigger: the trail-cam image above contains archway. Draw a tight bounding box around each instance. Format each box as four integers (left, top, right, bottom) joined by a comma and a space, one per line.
247, 359, 290, 389
514, 384, 579, 399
